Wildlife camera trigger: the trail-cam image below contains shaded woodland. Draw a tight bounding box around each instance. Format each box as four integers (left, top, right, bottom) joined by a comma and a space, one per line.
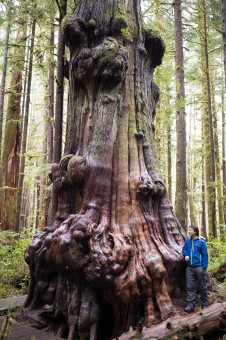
0, 0, 225, 339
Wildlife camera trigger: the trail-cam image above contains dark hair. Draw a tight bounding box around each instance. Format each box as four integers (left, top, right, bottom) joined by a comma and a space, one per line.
189, 225, 199, 236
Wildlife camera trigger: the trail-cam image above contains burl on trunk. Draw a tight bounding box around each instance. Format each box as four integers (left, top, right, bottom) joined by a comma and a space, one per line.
24, 0, 186, 338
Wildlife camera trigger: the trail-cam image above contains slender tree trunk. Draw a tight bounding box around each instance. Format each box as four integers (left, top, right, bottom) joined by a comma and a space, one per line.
0, 24, 27, 230
201, 164, 207, 239
222, 0, 226, 89
174, 0, 187, 229
15, 19, 36, 231
25, 1, 186, 338
187, 103, 198, 226
0, 18, 11, 224
47, 19, 55, 163
198, 0, 216, 238
0, 21, 11, 161
222, 90, 226, 231
221, 0, 226, 227
211, 76, 224, 231
167, 125, 172, 203
53, 0, 67, 163
52, 0, 67, 221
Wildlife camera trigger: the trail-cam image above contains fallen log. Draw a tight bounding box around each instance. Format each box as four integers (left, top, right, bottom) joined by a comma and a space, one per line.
119, 301, 226, 339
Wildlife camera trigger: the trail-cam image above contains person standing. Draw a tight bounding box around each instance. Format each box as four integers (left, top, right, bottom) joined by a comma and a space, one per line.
182, 225, 209, 312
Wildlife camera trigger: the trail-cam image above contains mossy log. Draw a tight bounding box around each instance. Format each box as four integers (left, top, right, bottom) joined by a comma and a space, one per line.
119, 302, 226, 339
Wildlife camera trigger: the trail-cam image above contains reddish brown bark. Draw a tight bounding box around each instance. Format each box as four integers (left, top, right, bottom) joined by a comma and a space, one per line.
119, 302, 226, 339
24, 1, 186, 338
0, 25, 26, 230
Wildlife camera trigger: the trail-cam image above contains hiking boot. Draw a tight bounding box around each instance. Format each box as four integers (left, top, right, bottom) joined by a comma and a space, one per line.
201, 305, 208, 309
183, 304, 194, 313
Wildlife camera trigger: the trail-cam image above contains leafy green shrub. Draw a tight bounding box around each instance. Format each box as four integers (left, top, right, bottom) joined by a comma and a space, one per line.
0, 229, 32, 298
207, 239, 226, 277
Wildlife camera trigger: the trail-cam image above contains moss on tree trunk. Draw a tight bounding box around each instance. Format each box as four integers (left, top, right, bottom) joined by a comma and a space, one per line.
24, 1, 186, 338
0, 24, 26, 230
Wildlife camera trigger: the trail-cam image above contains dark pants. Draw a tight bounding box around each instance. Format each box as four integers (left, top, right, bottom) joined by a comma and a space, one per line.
186, 266, 208, 308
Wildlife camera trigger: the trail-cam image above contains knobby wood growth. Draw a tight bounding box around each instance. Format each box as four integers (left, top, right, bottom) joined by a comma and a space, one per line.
24, 1, 187, 338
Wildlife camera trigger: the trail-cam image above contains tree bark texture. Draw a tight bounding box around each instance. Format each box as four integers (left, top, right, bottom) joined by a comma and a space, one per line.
222, 0, 226, 225
167, 125, 172, 203
53, 0, 67, 164
211, 77, 225, 229
222, 91, 226, 229
0, 20, 10, 161
47, 16, 55, 163
0, 24, 27, 230
52, 0, 67, 221
25, 1, 186, 339
119, 302, 226, 339
201, 153, 208, 239
198, 0, 216, 238
174, 0, 187, 229
222, 0, 226, 89
15, 19, 36, 232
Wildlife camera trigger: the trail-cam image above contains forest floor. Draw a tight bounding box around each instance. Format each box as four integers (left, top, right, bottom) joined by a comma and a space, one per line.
0, 315, 61, 339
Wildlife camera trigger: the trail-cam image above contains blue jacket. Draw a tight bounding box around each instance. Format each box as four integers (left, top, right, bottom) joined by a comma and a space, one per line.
182, 237, 208, 269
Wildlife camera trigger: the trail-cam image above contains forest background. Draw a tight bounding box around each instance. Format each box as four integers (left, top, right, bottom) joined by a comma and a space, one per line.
0, 0, 225, 298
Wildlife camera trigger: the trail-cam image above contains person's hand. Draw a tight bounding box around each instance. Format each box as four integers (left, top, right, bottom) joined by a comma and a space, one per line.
185, 256, 189, 262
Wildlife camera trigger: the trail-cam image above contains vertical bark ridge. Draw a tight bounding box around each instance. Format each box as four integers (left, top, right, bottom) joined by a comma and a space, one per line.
24, 1, 187, 338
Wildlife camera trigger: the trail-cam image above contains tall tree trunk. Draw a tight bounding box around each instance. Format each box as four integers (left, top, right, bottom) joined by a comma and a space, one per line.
222, 0, 226, 89
0, 21, 11, 161
0, 17, 11, 225
201, 144, 208, 239
52, 0, 67, 220
15, 19, 36, 231
221, 0, 226, 228
53, 0, 67, 163
198, 0, 216, 238
174, 0, 187, 229
187, 103, 198, 226
211, 76, 224, 231
25, 1, 186, 339
167, 125, 172, 203
222, 90, 226, 233
0, 24, 27, 230
47, 18, 55, 163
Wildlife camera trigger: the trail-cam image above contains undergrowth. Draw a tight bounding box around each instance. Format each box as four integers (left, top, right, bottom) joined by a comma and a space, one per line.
0, 230, 225, 299
0, 229, 32, 298
207, 239, 226, 275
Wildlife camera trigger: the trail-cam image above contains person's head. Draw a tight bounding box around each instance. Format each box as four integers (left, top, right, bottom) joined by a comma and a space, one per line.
188, 225, 199, 238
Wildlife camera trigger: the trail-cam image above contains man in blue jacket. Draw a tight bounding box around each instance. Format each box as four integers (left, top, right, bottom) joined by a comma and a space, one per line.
182, 225, 209, 312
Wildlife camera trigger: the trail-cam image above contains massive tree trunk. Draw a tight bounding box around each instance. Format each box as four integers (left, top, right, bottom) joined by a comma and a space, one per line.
24, 1, 186, 339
